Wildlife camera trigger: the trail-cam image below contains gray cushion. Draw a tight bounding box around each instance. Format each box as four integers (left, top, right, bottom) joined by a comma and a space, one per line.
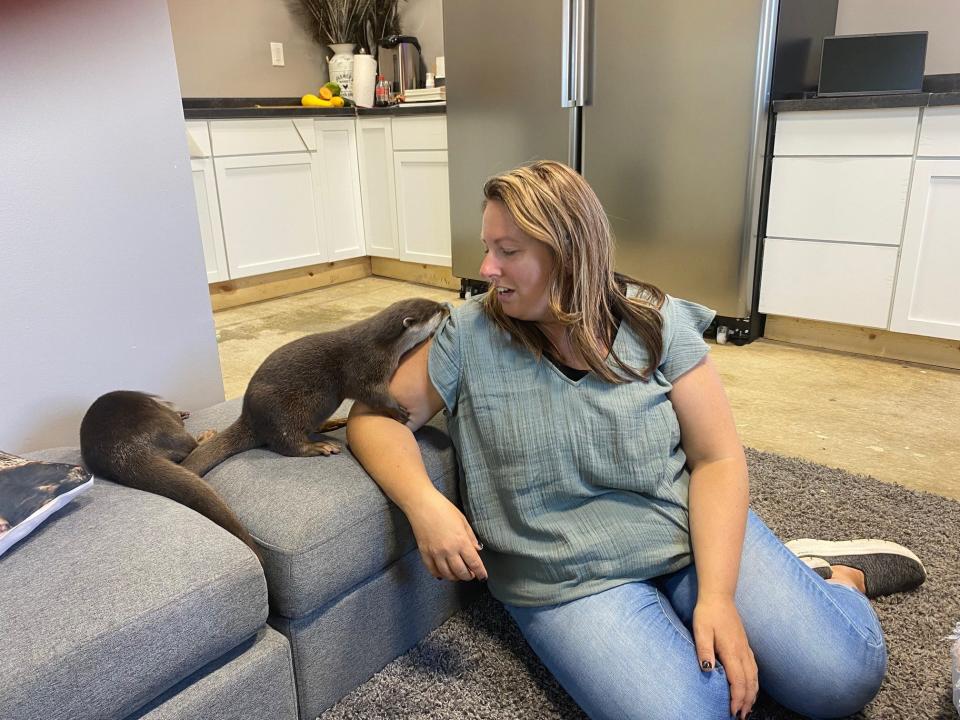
127, 627, 297, 720
184, 398, 460, 619
0, 448, 268, 720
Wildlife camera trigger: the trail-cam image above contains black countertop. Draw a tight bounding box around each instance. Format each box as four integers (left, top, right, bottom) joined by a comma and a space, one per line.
772, 74, 960, 113
182, 97, 446, 119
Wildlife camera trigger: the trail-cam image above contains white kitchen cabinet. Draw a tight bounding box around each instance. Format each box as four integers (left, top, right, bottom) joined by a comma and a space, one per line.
191, 157, 229, 283
766, 156, 912, 245
759, 238, 898, 328
314, 119, 365, 260
773, 108, 919, 156
357, 118, 400, 258
213, 152, 325, 279
185, 121, 229, 283
889, 159, 960, 340
917, 107, 960, 157
393, 149, 452, 266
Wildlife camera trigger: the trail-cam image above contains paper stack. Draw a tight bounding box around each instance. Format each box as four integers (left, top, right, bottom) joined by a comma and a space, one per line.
401, 87, 446, 104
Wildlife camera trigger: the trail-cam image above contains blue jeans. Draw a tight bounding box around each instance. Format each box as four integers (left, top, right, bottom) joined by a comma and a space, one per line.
505, 511, 887, 720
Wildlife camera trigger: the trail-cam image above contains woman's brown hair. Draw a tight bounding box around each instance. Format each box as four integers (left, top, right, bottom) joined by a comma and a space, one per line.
481, 160, 665, 384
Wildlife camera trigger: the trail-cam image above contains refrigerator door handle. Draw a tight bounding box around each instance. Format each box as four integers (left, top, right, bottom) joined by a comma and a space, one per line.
562, 0, 587, 107
573, 0, 588, 107
561, 0, 576, 107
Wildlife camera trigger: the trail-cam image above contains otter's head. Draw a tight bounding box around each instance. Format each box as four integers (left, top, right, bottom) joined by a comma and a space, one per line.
380, 298, 450, 356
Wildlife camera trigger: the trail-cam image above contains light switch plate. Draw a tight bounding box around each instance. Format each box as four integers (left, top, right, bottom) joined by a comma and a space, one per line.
271, 42, 285, 67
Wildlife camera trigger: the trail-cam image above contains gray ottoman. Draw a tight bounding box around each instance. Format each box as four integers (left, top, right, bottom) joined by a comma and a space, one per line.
0, 448, 297, 720
185, 398, 478, 720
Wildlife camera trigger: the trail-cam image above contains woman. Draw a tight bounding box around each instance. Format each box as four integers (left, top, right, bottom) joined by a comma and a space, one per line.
347, 161, 925, 719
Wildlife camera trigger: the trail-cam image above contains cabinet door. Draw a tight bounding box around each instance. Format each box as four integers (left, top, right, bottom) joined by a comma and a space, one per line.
191, 158, 229, 283
766, 157, 912, 245
357, 118, 399, 258
890, 160, 960, 340
214, 153, 325, 279
393, 150, 452, 266
759, 238, 897, 328
315, 119, 366, 260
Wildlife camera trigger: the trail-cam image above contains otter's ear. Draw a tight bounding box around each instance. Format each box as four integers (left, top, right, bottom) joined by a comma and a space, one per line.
403, 316, 415, 328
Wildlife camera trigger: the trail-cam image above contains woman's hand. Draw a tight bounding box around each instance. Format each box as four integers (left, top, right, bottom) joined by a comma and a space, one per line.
406, 489, 487, 582
693, 596, 758, 720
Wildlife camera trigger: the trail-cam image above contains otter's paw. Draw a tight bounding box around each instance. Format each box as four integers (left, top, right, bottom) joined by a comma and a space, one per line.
301, 440, 341, 457
196, 429, 217, 444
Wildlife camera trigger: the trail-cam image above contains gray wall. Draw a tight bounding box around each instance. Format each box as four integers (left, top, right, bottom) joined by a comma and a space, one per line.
0, 0, 225, 452
169, 0, 445, 97
837, 0, 960, 74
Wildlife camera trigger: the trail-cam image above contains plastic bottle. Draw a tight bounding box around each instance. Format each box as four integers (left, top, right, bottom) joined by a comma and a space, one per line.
375, 75, 391, 107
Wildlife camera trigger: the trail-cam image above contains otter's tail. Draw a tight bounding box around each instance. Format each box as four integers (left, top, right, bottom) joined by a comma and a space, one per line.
181, 417, 260, 477
132, 458, 261, 559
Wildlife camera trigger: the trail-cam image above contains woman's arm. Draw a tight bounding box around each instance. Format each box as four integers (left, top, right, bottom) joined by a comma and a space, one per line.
346, 338, 487, 582
669, 354, 755, 719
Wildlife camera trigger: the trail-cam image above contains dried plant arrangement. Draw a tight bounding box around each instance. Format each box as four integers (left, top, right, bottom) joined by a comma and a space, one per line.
362, 0, 403, 53
286, 0, 372, 48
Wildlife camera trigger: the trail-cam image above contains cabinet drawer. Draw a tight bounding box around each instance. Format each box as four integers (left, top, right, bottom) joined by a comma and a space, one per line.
392, 116, 447, 150
774, 109, 918, 156
918, 106, 960, 157
759, 238, 897, 328
209, 119, 308, 156
185, 121, 211, 158
766, 157, 911, 245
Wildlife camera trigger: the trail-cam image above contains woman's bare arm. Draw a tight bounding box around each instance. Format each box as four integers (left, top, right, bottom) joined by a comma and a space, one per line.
346, 338, 487, 581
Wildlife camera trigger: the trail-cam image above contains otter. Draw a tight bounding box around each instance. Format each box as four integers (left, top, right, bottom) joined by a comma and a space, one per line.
79, 391, 259, 556
180, 297, 449, 477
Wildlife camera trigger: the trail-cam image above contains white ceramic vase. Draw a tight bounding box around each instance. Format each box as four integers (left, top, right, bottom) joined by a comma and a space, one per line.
327, 43, 356, 100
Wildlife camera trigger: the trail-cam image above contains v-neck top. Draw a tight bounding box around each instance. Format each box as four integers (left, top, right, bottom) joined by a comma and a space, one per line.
428, 291, 716, 607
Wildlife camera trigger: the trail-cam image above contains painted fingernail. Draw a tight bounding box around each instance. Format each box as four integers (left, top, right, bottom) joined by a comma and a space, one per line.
701, 660, 713, 671
477, 543, 484, 550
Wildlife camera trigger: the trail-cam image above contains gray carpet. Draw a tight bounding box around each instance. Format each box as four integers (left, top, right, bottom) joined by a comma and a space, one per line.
321, 449, 960, 720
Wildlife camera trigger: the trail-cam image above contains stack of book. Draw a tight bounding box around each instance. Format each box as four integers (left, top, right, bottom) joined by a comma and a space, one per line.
400, 87, 446, 105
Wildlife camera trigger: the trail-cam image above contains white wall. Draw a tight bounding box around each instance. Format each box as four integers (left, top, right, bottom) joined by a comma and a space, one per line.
168, 0, 444, 97
0, 0, 225, 452
168, 0, 329, 97
837, 0, 960, 74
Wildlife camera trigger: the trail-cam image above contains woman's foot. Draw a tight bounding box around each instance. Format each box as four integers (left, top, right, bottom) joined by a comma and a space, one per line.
786, 538, 926, 598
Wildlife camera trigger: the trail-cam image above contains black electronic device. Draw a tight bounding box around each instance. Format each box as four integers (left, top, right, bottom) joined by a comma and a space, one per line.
817, 31, 927, 97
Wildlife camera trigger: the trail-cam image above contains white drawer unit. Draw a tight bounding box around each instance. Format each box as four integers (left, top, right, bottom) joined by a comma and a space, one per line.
759, 238, 898, 328
209, 119, 308, 156
391, 115, 447, 150
774, 108, 919, 156
890, 159, 960, 340
766, 156, 912, 245
917, 106, 960, 158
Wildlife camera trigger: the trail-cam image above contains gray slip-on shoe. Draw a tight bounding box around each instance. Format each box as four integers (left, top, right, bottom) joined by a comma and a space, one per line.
799, 556, 833, 580
785, 538, 927, 598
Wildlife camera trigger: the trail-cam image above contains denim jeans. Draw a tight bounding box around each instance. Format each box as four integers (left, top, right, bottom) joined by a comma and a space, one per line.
505, 511, 887, 720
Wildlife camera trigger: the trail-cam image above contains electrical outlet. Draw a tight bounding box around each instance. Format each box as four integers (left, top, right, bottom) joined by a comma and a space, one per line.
270, 42, 285, 67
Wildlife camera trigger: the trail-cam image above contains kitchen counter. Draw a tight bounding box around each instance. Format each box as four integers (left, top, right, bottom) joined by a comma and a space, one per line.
183, 97, 445, 119
772, 73, 960, 113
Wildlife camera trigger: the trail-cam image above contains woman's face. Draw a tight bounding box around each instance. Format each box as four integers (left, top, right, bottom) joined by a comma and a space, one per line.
479, 200, 555, 323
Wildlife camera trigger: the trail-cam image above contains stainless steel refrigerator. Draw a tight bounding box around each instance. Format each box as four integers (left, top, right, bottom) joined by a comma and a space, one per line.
442, 0, 837, 343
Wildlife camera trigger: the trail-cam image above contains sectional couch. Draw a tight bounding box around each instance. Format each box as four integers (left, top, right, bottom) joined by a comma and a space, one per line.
1, 397, 476, 720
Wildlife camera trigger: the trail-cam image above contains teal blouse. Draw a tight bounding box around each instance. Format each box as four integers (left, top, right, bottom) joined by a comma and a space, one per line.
428, 292, 716, 607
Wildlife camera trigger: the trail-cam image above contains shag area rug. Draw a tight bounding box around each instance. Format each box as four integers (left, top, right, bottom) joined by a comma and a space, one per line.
321, 449, 960, 720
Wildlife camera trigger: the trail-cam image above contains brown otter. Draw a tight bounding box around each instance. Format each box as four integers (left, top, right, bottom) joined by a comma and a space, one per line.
181, 297, 449, 477
79, 391, 259, 556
